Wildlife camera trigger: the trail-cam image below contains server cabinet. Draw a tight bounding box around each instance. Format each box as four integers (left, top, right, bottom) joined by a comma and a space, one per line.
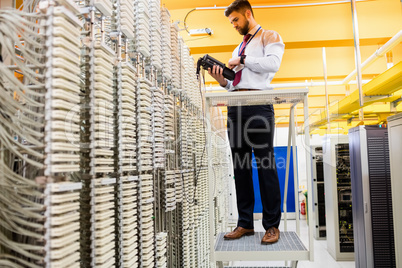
323, 136, 354, 261
388, 114, 402, 268
349, 126, 395, 268
311, 146, 326, 239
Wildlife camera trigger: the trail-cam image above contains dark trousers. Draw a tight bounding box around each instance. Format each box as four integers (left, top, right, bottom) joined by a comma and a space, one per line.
227, 105, 281, 230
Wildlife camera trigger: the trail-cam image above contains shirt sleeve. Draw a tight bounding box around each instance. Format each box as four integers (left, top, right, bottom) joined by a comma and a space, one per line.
244, 30, 285, 74
223, 79, 232, 90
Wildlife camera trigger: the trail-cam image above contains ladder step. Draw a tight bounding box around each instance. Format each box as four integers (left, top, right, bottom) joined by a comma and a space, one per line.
215, 231, 309, 262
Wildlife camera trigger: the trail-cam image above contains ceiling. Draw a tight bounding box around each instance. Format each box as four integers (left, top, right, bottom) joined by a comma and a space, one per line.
161, 0, 402, 132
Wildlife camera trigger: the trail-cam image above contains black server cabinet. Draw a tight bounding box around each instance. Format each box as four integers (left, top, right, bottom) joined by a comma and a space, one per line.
349, 125, 395, 268
312, 146, 326, 239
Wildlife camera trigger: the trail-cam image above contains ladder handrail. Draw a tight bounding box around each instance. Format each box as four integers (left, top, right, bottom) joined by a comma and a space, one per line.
205, 88, 314, 263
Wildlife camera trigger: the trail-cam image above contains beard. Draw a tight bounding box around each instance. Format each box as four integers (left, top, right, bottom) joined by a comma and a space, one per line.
239, 20, 250, 35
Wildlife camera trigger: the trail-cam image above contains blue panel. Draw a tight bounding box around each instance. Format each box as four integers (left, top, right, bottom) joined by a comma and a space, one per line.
252, 146, 297, 213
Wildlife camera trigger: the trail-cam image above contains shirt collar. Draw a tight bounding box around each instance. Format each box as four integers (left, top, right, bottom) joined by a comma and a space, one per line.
247, 24, 261, 36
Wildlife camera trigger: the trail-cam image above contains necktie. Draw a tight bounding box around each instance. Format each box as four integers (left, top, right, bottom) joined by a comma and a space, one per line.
233, 34, 251, 87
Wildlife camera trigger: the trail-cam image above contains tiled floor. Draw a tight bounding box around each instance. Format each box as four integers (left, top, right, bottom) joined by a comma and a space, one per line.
228, 219, 355, 268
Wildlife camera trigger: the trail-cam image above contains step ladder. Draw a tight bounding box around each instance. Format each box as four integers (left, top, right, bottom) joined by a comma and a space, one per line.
205, 89, 314, 268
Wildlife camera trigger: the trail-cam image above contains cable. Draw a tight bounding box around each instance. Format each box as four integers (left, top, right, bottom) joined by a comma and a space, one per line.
183, 35, 211, 43
180, 69, 208, 205
183, 8, 196, 33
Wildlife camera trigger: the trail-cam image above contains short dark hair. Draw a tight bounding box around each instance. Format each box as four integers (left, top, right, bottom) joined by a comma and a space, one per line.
225, 0, 254, 17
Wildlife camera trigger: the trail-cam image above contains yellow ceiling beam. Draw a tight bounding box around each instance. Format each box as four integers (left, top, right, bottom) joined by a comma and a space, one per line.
189, 37, 392, 55
326, 61, 402, 116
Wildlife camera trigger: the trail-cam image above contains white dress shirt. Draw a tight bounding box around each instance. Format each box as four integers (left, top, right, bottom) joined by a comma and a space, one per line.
224, 24, 285, 91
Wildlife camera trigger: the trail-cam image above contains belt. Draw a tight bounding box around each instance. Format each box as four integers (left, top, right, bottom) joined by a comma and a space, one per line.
233, 89, 259, 92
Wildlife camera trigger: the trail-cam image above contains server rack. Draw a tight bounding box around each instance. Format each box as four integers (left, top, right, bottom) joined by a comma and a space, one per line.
349, 125, 395, 268
388, 114, 402, 268
323, 136, 354, 261
311, 146, 326, 240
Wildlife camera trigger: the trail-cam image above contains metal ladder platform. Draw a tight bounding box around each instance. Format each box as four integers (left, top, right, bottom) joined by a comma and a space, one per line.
205, 89, 314, 266
215, 232, 308, 262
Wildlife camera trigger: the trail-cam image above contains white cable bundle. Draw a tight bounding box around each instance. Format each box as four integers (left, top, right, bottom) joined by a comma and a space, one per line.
179, 108, 187, 169
92, 42, 115, 174
175, 169, 182, 203
136, 78, 153, 172
178, 37, 186, 93
152, 86, 165, 168
120, 0, 135, 39
43, 2, 83, 266
160, 7, 172, 80
164, 95, 175, 147
163, 170, 176, 211
0, 1, 84, 266
91, 36, 117, 268
94, 0, 113, 16
187, 111, 194, 167
139, 174, 155, 268
44, 4, 82, 175
149, 0, 162, 70
121, 176, 139, 267
182, 45, 191, 97
155, 232, 168, 268
120, 62, 137, 172
134, 0, 151, 57
45, 182, 82, 267
170, 24, 180, 89
182, 195, 190, 267
92, 178, 117, 267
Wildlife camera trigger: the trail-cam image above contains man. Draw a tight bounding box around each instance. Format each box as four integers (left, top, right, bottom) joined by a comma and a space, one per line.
208, 0, 284, 244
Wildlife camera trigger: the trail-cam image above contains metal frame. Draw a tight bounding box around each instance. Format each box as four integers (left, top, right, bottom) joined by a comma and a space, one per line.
387, 113, 402, 268
323, 135, 354, 261
205, 88, 314, 265
311, 146, 326, 240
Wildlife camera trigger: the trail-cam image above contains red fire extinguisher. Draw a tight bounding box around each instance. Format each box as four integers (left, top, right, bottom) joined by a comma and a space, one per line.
301, 200, 306, 215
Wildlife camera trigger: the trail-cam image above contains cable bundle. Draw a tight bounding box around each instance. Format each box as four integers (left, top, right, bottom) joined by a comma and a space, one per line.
149, 0, 162, 70
0, 1, 229, 267
134, 0, 151, 57
94, 0, 113, 17
136, 78, 153, 172
43, 3, 83, 267
178, 37, 186, 92
44, 4, 82, 175
120, 0, 135, 39
91, 178, 116, 267
163, 170, 176, 211
120, 62, 137, 172
152, 86, 165, 169
170, 24, 180, 89
121, 176, 139, 267
44, 182, 82, 267
139, 174, 155, 268
92, 42, 115, 173
0, 9, 46, 174
156, 232, 168, 268
164, 94, 175, 169
91, 41, 117, 267
181, 44, 191, 99
175, 169, 183, 203
160, 7, 172, 80
0, 0, 83, 266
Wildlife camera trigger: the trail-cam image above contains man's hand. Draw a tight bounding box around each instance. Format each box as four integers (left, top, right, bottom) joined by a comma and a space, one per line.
208, 65, 227, 87
228, 56, 241, 69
